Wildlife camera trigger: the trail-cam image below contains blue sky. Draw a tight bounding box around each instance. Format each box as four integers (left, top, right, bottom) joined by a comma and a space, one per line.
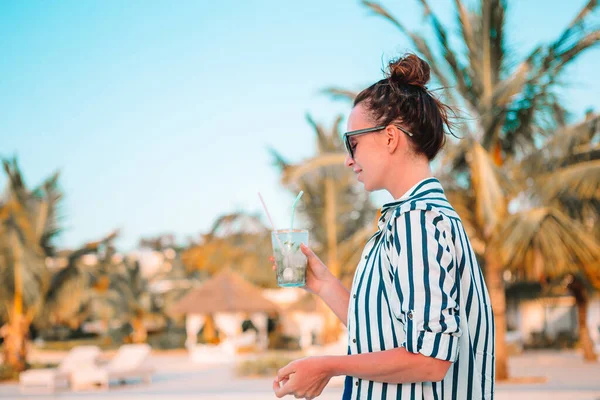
1, 0, 599, 250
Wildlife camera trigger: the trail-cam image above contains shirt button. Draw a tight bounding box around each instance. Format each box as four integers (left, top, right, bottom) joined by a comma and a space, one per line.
364, 255, 368, 259
355, 381, 359, 386
353, 338, 356, 343
408, 311, 414, 320
353, 294, 356, 298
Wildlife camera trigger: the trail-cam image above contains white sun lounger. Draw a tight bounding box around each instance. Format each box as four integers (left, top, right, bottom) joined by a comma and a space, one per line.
19, 345, 101, 392
70, 343, 154, 391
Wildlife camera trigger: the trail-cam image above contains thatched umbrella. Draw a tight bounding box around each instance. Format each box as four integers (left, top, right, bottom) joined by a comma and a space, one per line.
171, 269, 280, 314
171, 269, 280, 349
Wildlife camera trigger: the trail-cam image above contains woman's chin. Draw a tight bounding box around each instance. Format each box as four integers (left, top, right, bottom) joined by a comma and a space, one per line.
360, 180, 373, 192
358, 174, 376, 192
361, 180, 382, 193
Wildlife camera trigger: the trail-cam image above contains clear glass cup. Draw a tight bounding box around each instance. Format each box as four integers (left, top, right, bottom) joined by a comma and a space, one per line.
271, 229, 308, 287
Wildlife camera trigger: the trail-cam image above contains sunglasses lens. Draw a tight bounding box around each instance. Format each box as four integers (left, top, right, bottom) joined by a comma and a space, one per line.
343, 135, 353, 158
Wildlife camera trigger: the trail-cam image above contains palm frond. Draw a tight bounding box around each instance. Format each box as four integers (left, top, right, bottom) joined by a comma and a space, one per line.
0, 233, 47, 317
478, 0, 511, 148
361, 0, 459, 105
36, 172, 63, 255
554, 0, 598, 52
527, 1, 599, 84
306, 114, 345, 152
480, 0, 494, 101
552, 193, 600, 229
560, 146, 600, 167
330, 115, 345, 150
454, 0, 480, 83
281, 153, 348, 185
520, 114, 600, 176
417, 0, 472, 103
502, 80, 567, 157
488, 0, 507, 82
322, 87, 357, 103
478, 0, 598, 153
2, 158, 28, 206
361, 1, 405, 31
208, 212, 267, 237
497, 207, 600, 287
537, 159, 600, 202
306, 114, 329, 153
269, 148, 290, 171
556, 30, 600, 72
42, 230, 119, 325
468, 142, 509, 237
490, 61, 530, 109
436, 136, 472, 178
41, 266, 88, 327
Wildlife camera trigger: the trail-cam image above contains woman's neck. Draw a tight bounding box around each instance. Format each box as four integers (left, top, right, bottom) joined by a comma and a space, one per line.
385, 156, 432, 200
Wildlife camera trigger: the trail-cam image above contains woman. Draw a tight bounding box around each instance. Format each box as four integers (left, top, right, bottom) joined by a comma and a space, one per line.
272, 54, 495, 400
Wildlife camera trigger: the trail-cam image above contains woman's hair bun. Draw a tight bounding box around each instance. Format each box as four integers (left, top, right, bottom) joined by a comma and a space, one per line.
387, 53, 430, 89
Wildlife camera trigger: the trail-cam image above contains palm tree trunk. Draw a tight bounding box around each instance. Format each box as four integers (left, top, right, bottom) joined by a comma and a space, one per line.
1, 315, 28, 372
485, 246, 509, 381
131, 316, 148, 344
325, 178, 339, 278
2, 233, 28, 372
320, 178, 341, 344
567, 275, 598, 362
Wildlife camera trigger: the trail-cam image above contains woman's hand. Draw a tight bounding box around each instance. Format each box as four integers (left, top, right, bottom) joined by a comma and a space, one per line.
272, 356, 334, 399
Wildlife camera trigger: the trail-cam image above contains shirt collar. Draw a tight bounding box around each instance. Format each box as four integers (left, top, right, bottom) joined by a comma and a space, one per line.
377, 177, 445, 230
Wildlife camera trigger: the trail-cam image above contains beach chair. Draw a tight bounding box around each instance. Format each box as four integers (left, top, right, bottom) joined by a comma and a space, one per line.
70, 343, 154, 390
19, 345, 101, 392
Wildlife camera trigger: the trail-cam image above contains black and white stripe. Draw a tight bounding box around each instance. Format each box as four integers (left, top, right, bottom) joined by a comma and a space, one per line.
345, 178, 495, 399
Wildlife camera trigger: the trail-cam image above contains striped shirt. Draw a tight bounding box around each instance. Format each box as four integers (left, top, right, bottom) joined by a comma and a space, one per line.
344, 177, 495, 399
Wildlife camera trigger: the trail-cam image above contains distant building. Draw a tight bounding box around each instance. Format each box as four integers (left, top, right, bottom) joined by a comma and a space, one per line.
507, 294, 600, 349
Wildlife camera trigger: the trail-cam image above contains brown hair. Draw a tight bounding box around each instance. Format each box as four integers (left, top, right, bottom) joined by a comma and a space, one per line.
354, 53, 455, 161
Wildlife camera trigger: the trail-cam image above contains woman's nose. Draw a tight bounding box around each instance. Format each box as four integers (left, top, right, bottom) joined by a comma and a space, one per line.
344, 154, 354, 168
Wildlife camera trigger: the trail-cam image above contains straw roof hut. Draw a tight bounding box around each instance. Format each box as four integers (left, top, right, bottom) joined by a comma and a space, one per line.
171, 269, 280, 314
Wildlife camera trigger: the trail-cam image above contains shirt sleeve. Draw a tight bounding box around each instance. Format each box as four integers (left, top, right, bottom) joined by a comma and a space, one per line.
386, 208, 461, 362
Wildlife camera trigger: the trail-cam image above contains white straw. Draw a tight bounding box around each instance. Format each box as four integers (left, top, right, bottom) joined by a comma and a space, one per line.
258, 192, 286, 252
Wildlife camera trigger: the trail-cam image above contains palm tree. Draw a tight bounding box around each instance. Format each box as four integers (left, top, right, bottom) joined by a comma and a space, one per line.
88, 246, 151, 344
493, 114, 600, 361
182, 212, 274, 287
323, 0, 600, 379
37, 232, 119, 333
0, 158, 117, 371
271, 115, 379, 343
0, 159, 54, 371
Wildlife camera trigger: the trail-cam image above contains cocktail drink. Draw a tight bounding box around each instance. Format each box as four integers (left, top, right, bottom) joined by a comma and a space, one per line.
271, 229, 308, 287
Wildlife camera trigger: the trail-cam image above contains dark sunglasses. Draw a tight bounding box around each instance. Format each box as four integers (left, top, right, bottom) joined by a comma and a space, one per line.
343, 125, 414, 159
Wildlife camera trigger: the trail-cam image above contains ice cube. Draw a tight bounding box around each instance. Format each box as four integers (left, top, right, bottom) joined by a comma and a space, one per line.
283, 267, 294, 281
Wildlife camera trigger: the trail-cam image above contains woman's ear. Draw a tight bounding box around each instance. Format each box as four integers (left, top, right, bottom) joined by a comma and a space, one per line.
385, 125, 402, 154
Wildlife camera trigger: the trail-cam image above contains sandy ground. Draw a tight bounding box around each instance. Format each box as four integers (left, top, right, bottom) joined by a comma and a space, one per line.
1, 349, 600, 399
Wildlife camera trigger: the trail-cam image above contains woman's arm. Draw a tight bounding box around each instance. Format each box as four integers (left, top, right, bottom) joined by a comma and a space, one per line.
326, 347, 451, 383
300, 244, 350, 326
273, 349, 452, 399
316, 276, 350, 326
